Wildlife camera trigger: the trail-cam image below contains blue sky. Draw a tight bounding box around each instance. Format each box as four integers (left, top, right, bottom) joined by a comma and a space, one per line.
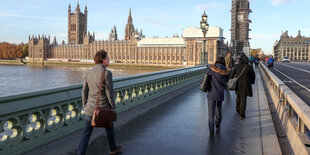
0, 0, 309, 54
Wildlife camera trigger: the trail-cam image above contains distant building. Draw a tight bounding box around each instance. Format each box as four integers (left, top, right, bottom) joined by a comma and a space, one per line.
68, 2, 87, 44
109, 25, 118, 41
28, 3, 228, 65
250, 48, 263, 57
230, 0, 252, 56
273, 30, 310, 62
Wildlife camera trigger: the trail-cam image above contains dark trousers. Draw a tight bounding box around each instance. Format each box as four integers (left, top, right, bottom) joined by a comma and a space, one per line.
78, 115, 117, 155
236, 94, 247, 117
268, 63, 273, 70
208, 99, 222, 132
254, 63, 258, 68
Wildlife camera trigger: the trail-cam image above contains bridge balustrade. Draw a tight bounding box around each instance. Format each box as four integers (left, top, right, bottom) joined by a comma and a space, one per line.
0, 66, 206, 155
259, 62, 310, 154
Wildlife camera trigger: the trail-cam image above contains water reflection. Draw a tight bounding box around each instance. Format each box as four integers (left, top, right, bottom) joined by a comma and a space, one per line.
0, 65, 164, 97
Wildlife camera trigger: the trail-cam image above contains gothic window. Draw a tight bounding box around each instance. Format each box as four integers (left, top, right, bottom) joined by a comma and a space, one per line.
71, 24, 76, 31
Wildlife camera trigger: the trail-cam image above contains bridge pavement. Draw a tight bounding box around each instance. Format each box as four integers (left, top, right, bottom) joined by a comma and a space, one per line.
26, 68, 281, 155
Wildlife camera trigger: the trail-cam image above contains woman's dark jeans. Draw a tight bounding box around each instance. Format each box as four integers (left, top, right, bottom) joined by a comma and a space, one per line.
78, 115, 117, 155
208, 99, 222, 132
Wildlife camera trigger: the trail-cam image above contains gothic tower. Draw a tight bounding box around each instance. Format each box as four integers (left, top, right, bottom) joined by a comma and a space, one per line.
109, 25, 118, 41
68, 2, 87, 44
125, 8, 135, 40
230, 0, 251, 56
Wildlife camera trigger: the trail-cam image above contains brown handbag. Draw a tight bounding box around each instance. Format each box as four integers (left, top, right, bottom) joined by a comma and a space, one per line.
91, 70, 117, 128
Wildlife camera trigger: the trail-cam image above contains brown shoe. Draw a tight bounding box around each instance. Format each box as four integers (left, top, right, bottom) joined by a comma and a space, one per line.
110, 144, 122, 155
240, 116, 245, 119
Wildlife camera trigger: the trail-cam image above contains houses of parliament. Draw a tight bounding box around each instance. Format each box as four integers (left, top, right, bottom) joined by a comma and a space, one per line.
28, 2, 228, 66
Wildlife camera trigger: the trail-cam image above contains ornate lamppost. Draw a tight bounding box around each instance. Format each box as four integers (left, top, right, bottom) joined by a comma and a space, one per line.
200, 11, 209, 64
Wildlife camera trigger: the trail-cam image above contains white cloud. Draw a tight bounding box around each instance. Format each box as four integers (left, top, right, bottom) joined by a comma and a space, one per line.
270, 14, 280, 19
94, 32, 109, 40
0, 11, 65, 21
251, 33, 280, 40
195, 2, 230, 11
300, 28, 310, 33
272, 0, 292, 6
137, 17, 169, 27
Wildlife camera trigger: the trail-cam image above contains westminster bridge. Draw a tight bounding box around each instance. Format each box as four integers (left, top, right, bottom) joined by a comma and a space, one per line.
0, 63, 309, 155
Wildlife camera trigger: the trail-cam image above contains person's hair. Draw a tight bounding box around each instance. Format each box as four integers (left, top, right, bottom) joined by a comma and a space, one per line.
94, 50, 108, 64
215, 55, 225, 66
240, 54, 249, 64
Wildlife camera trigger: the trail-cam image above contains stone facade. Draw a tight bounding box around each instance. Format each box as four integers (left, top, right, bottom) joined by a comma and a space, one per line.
28, 3, 228, 66
273, 30, 310, 62
109, 25, 118, 41
230, 0, 251, 56
68, 3, 87, 44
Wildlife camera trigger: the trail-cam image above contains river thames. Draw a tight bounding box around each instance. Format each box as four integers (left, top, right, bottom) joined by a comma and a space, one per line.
0, 64, 165, 97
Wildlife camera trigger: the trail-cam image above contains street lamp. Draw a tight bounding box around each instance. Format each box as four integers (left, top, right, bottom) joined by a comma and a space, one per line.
200, 10, 209, 64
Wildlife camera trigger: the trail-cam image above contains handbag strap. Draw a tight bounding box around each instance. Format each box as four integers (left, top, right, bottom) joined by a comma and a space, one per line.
95, 69, 107, 109
237, 66, 247, 78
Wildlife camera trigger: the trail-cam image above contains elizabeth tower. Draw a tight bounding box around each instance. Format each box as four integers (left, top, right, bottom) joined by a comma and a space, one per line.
230, 0, 251, 55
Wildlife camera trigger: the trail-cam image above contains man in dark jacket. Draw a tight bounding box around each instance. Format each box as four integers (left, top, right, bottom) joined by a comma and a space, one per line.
206, 56, 230, 134
229, 54, 255, 119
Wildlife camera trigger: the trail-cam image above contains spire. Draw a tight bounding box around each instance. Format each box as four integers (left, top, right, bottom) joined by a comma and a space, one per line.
127, 8, 132, 24
125, 8, 134, 40
68, 3, 71, 12
76, 0, 80, 12
53, 36, 57, 45
84, 4, 87, 13
297, 30, 301, 38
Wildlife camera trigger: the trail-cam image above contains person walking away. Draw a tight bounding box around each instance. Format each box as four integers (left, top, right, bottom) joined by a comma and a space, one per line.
229, 54, 255, 119
267, 56, 274, 70
78, 50, 122, 155
254, 57, 259, 68
206, 56, 230, 134
225, 52, 234, 70
249, 55, 254, 66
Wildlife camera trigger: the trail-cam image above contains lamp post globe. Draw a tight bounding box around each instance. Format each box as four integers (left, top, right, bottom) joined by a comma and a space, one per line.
200, 10, 208, 64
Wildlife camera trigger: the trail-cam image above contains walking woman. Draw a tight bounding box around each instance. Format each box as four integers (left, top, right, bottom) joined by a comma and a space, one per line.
229, 54, 255, 119
78, 50, 122, 155
206, 56, 230, 134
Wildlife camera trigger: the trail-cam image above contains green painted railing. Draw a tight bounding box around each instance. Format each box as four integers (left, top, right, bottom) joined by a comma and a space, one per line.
0, 66, 206, 155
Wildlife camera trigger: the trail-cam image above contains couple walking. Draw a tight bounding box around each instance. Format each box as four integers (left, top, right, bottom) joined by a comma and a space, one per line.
205, 54, 255, 134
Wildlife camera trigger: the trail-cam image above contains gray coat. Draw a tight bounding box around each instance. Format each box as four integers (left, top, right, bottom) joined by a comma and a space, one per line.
82, 64, 115, 116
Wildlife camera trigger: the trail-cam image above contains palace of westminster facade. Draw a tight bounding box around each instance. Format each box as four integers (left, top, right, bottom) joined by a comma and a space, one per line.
28, 3, 228, 66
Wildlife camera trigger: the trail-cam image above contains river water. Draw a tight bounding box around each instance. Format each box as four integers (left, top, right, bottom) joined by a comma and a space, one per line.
0, 65, 164, 97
